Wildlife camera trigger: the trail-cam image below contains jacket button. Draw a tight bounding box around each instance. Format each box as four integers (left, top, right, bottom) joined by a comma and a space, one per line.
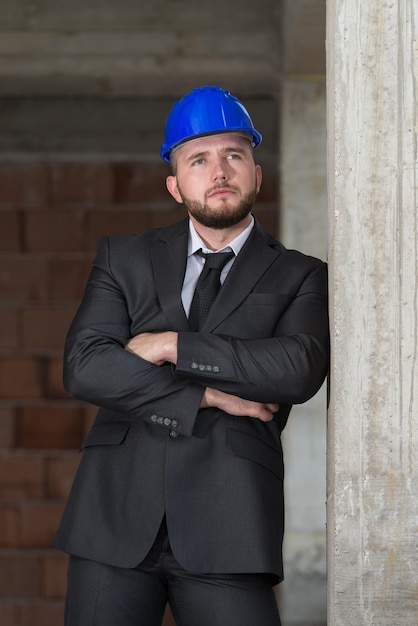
171, 419, 178, 428
163, 418, 171, 426
191, 362, 198, 369
213, 366, 220, 373
169, 430, 179, 438
157, 416, 164, 425
151, 414, 158, 423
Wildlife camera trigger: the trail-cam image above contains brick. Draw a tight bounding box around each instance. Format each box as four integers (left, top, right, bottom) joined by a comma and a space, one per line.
48, 257, 92, 300
45, 357, 67, 399
0, 455, 43, 498
17, 406, 84, 449
113, 161, 168, 204
82, 404, 97, 437
21, 305, 77, 350
0, 161, 47, 206
0, 554, 42, 598
0, 308, 18, 350
20, 502, 65, 548
0, 210, 20, 251
45, 455, 80, 499
43, 553, 68, 599
256, 155, 279, 203
148, 206, 188, 229
86, 209, 151, 250
0, 505, 20, 547
0, 257, 48, 300
86, 205, 188, 249
0, 357, 43, 399
0, 408, 16, 448
0, 604, 19, 626
254, 204, 278, 237
21, 602, 65, 626
24, 210, 85, 252
47, 161, 113, 205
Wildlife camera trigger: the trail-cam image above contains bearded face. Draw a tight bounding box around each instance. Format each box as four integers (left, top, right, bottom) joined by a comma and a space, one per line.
175, 184, 258, 229
165, 134, 263, 231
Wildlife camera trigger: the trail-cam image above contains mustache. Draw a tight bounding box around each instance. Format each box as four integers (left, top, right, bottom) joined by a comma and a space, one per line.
206, 183, 238, 195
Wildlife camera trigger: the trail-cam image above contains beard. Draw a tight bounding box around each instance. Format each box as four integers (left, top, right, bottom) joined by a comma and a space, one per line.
178, 185, 258, 229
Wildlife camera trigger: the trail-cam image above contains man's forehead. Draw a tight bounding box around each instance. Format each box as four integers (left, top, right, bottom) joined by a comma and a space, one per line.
173, 133, 252, 159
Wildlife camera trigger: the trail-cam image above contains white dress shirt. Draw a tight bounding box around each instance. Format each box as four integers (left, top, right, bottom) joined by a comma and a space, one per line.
181, 216, 254, 317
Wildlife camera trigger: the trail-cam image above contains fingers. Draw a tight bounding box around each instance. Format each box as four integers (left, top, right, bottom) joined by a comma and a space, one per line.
250, 405, 276, 422
266, 403, 280, 413
202, 388, 279, 421
245, 400, 279, 422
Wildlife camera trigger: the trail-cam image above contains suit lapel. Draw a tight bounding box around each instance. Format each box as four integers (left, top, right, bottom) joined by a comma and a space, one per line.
201, 221, 282, 333
151, 220, 190, 331
150, 218, 282, 334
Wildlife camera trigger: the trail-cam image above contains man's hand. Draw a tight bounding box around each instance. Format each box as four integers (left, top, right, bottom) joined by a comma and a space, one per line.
201, 387, 279, 422
125, 337, 277, 421
125, 332, 178, 365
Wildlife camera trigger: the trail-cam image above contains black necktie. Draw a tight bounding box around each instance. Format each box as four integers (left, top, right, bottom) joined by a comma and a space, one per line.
188, 249, 234, 331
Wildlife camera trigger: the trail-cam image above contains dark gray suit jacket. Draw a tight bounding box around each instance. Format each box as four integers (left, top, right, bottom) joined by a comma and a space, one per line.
53, 217, 329, 584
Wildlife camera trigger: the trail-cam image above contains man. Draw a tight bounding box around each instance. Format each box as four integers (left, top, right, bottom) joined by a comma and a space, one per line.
53, 86, 329, 626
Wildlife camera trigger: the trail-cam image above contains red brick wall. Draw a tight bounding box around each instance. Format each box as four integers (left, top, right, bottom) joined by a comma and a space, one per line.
0, 156, 277, 625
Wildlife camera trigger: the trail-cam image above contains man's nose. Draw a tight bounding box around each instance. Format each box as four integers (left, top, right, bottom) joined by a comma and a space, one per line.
211, 158, 229, 181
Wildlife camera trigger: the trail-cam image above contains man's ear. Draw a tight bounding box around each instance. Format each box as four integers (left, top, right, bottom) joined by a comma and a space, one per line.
255, 164, 263, 194
166, 176, 183, 204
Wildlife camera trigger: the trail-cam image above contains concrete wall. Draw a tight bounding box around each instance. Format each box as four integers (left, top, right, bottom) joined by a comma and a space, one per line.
0, 0, 281, 96
327, 0, 418, 624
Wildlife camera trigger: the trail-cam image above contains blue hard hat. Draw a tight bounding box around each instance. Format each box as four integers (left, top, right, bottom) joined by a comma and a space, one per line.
160, 86, 262, 164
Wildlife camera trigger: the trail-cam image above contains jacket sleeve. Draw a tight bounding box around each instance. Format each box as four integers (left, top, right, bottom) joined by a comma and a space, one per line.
174, 261, 329, 405
63, 237, 204, 436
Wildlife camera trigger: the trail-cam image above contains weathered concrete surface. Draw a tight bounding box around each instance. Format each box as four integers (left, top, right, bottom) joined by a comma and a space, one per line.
0, 0, 281, 95
327, 0, 418, 624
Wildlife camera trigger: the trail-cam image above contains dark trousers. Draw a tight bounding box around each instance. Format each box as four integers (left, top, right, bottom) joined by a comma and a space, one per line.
64, 521, 281, 626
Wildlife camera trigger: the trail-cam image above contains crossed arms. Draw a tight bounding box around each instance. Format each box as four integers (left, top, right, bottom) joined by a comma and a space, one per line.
125, 331, 279, 423
63, 236, 329, 437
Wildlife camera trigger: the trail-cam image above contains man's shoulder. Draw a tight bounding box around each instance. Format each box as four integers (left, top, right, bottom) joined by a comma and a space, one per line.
101, 218, 189, 250
282, 246, 325, 269
254, 219, 325, 268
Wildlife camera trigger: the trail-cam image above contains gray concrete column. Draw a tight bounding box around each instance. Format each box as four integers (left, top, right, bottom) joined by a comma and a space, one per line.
327, 1, 418, 624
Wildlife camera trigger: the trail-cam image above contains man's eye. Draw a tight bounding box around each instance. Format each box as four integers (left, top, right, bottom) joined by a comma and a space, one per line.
192, 158, 205, 166
227, 153, 240, 160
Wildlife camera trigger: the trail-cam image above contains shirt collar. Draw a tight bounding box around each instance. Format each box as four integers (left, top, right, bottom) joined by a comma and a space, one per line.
188, 215, 254, 257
